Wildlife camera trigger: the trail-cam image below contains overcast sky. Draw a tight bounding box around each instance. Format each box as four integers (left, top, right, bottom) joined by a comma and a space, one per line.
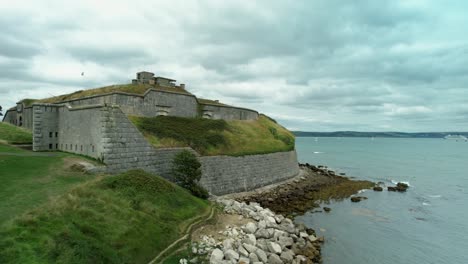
1, 0, 467, 132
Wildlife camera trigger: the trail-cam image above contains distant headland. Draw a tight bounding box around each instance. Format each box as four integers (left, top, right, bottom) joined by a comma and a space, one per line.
293, 131, 468, 138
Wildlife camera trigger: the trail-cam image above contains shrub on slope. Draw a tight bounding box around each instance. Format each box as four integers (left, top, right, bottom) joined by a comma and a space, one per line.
0, 170, 210, 264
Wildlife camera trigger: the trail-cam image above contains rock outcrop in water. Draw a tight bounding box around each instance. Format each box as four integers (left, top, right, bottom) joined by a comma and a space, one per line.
388, 182, 409, 192
350, 196, 368, 202
373, 186, 383, 191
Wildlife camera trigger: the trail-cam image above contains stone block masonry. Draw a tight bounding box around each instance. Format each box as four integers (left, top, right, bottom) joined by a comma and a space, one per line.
100, 105, 196, 178
30, 103, 299, 195
199, 151, 300, 195
96, 106, 299, 194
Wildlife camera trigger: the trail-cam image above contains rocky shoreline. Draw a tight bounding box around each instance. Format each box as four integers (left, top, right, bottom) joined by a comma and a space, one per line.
186, 199, 324, 264
182, 163, 410, 264
234, 163, 375, 217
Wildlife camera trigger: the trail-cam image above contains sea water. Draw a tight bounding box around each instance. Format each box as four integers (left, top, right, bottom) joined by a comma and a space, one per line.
295, 137, 468, 264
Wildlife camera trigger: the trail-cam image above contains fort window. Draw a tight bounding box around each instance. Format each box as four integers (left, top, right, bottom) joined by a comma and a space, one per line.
75, 145, 77, 151
49, 132, 53, 138
49, 144, 52, 150
55, 132, 58, 137
92, 145, 95, 152
56, 144, 58, 149
65, 144, 67, 150
19, 116, 23, 127
80, 145, 83, 151
61, 144, 63, 149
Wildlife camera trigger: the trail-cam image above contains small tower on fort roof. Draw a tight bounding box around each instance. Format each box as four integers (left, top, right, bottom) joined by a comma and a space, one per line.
132, 71, 177, 87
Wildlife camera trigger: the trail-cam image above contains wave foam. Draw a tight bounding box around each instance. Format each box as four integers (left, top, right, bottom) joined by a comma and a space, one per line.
313, 151, 323, 154
391, 180, 411, 186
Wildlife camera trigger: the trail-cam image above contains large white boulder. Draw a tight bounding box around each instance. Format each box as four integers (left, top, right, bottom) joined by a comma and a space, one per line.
242, 234, 257, 246
268, 253, 284, 264
243, 222, 257, 234
267, 241, 282, 255
224, 249, 239, 261
243, 243, 258, 254
255, 248, 268, 263
210, 248, 224, 264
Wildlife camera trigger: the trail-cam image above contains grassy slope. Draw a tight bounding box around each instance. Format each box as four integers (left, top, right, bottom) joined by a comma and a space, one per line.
0, 170, 210, 264
0, 122, 33, 144
129, 114, 295, 156
0, 144, 96, 225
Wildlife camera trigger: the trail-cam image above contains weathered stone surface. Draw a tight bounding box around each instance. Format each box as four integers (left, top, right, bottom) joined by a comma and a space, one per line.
238, 257, 250, 264
210, 249, 224, 263
223, 238, 234, 250
238, 244, 249, 257
280, 250, 295, 262
200, 151, 300, 195
243, 243, 258, 254
268, 253, 284, 264
254, 228, 271, 239
224, 249, 240, 261
242, 234, 256, 246
307, 235, 317, 242
278, 236, 294, 249
249, 252, 259, 263
256, 248, 268, 263
243, 222, 257, 234
267, 242, 282, 254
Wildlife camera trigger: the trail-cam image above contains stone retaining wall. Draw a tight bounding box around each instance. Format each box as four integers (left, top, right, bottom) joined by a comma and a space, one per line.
98, 106, 299, 194
29, 104, 298, 195
100, 106, 195, 177
199, 151, 300, 195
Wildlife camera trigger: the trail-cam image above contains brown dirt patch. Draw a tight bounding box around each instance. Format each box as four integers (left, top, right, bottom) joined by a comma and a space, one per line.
191, 213, 252, 242
62, 157, 98, 173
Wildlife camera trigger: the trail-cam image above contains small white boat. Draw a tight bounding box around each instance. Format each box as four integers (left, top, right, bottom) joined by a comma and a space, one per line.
444, 135, 467, 141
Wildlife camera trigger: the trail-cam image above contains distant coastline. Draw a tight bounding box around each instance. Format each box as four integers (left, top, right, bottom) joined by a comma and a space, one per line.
292, 131, 468, 138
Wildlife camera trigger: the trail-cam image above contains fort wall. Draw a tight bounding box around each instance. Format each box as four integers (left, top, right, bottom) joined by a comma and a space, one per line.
99, 106, 194, 177
92, 106, 298, 195
32, 104, 105, 158
2, 109, 17, 125
200, 103, 259, 120
199, 151, 300, 195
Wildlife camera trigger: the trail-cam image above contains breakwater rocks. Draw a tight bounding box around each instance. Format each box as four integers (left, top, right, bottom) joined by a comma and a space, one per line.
193, 199, 324, 264
236, 163, 375, 216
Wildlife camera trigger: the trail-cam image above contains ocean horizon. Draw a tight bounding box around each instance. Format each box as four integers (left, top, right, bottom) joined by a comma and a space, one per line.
295, 137, 468, 264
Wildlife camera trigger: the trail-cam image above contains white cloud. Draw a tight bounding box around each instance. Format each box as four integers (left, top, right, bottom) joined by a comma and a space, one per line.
0, 0, 467, 131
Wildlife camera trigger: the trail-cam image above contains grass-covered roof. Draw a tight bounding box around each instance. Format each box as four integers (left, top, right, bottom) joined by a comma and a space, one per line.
37, 83, 193, 104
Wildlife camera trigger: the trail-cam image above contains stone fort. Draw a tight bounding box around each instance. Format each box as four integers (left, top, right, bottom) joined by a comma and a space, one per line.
2, 71, 299, 195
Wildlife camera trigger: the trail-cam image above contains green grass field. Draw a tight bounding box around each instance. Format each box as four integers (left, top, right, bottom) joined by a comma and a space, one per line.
130, 114, 295, 156
0, 144, 96, 225
0, 122, 32, 144
0, 169, 210, 264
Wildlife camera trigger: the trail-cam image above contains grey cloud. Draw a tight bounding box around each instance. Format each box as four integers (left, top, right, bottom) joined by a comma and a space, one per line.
1, 1, 467, 132
66, 46, 152, 65
0, 36, 41, 59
